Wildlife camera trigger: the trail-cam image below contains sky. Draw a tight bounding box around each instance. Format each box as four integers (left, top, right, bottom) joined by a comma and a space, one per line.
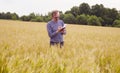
0, 0, 120, 16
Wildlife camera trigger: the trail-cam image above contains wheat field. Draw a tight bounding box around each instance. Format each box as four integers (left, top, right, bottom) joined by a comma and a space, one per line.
0, 20, 120, 73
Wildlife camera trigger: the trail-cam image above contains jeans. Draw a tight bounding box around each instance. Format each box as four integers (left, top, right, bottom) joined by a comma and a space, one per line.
50, 41, 64, 48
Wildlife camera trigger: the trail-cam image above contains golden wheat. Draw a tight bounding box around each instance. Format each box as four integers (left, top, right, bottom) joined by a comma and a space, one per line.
0, 19, 120, 73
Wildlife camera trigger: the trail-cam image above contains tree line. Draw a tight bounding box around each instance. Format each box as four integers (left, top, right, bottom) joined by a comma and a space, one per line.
0, 3, 120, 27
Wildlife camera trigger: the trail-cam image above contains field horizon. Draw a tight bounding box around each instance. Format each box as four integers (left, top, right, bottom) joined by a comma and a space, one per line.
0, 19, 120, 73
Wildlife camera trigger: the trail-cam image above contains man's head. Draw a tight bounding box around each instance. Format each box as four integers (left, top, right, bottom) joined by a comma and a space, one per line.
52, 10, 60, 22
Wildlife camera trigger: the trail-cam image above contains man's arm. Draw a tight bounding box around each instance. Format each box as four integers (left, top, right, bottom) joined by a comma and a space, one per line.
47, 23, 57, 38
47, 23, 62, 38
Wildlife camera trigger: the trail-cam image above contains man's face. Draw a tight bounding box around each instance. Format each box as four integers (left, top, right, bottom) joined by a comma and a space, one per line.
53, 12, 60, 21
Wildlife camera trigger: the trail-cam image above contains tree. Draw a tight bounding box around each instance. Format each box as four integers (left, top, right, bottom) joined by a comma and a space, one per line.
112, 20, 120, 27
91, 4, 119, 26
76, 14, 88, 25
63, 13, 76, 24
29, 13, 36, 20
71, 6, 79, 17
20, 15, 30, 21
79, 3, 91, 15
0, 12, 19, 20
87, 15, 101, 26
31, 16, 43, 22
0, 12, 5, 19
43, 15, 51, 22
98, 17, 104, 26
11, 13, 19, 20
0, 13, 2, 19
91, 4, 105, 17
118, 11, 120, 20
59, 11, 64, 20
6, 12, 12, 19
102, 8, 119, 26
65, 10, 71, 14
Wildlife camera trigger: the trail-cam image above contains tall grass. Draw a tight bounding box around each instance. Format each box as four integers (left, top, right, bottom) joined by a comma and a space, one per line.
0, 20, 120, 73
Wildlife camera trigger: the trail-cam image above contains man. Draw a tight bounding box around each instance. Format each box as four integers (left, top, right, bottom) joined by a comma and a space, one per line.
47, 10, 66, 48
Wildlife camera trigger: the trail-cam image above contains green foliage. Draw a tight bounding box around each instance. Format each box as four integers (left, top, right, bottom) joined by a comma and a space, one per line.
11, 13, 19, 20
0, 2, 120, 27
118, 12, 120, 20
63, 13, 76, 24
98, 17, 104, 25
79, 3, 91, 15
6, 12, 12, 19
20, 15, 30, 21
76, 14, 89, 25
71, 6, 79, 17
29, 13, 36, 20
31, 16, 43, 22
112, 20, 120, 27
0, 12, 19, 20
91, 4, 105, 17
65, 10, 71, 14
87, 15, 101, 26
59, 12, 64, 20
102, 8, 119, 26
43, 15, 51, 22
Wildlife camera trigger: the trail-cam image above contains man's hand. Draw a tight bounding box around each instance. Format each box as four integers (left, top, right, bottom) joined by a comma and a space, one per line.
56, 26, 62, 33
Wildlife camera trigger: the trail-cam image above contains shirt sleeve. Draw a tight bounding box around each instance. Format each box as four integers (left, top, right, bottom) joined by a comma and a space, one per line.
47, 23, 57, 38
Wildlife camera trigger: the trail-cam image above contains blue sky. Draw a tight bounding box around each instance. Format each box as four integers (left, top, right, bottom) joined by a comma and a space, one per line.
0, 0, 120, 16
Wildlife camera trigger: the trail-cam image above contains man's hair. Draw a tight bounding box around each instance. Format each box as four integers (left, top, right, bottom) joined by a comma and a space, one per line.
52, 10, 59, 17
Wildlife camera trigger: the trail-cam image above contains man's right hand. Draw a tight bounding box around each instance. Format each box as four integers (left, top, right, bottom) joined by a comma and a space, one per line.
56, 26, 62, 33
